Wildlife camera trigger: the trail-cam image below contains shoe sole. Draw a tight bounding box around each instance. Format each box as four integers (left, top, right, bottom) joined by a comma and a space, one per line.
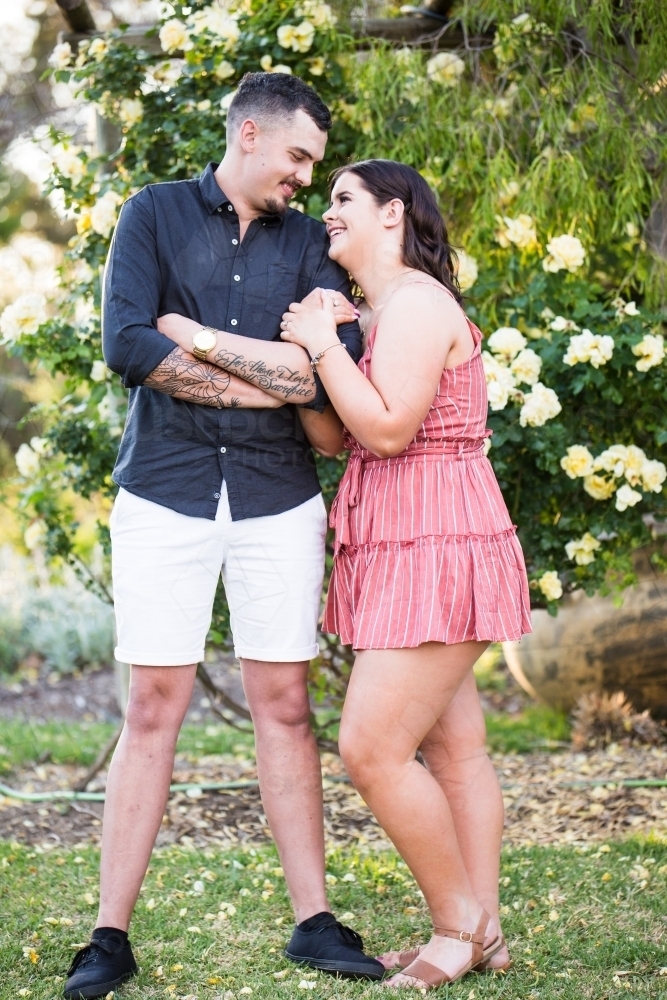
63, 969, 136, 999
284, 951, 385, 980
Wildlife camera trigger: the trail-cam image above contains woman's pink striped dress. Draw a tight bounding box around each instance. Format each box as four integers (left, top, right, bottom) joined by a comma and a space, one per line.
323, 286, 532, 650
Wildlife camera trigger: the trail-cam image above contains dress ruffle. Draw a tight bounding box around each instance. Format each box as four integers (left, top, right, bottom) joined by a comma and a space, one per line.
323, 529, 532, 649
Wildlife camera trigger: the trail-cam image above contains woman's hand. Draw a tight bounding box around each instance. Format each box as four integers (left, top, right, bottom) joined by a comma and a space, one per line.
280, 288, 340, 357
157, 313, 203, 353
299, 288, 358, 327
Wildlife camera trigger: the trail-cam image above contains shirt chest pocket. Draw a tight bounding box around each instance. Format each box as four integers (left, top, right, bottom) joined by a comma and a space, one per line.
264, 261, 300, 317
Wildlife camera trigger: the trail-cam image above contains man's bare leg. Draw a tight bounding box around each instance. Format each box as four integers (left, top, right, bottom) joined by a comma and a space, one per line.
241, 659, 329, 923
96, 664, 197, 931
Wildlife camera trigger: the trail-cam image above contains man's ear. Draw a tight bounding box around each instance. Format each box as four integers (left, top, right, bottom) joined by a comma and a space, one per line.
238, 118, 259, 153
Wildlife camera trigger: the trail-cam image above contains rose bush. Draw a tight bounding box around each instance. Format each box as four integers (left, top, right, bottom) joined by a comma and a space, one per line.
2, 0, 667, 673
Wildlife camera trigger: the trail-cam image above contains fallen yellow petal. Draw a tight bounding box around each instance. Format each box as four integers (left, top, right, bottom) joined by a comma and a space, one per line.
239, 988, 253, 995
186, 926, 201, 934
170, 964, 183, 972
273, 970, 290, 979
23, 947, 39, 964
208, 976, 223, 985
601, 873, 612, 882
84, 893, 96, 906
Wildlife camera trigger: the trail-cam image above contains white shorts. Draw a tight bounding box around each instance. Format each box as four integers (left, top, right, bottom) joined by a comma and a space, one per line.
110, 485, 327, 665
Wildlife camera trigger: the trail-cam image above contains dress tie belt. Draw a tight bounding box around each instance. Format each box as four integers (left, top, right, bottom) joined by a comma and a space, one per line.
330, 439, 488, 549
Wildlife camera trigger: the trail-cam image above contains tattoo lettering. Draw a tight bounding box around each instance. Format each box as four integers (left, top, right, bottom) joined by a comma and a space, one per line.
145, 346, 237, 408
212, 350, 315, 402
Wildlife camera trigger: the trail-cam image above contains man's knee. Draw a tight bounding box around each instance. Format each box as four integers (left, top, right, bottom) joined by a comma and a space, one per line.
125, 667, 193, 735
246, 676, 311, 731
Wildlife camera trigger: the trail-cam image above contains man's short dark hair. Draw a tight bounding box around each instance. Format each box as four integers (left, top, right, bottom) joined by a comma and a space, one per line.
226, 72, 332, 138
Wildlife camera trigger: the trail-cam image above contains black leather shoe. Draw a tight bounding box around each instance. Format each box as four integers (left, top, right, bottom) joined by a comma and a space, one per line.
285, 914, 385, 979
63, 930, 137, 999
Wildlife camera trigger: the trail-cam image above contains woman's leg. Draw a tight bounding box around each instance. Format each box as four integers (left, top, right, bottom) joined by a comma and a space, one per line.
420, 672, 508, 967
339, 640, 495, 984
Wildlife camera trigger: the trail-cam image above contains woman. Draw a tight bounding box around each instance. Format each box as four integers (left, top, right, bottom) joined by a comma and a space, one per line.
279, 159, 531, 989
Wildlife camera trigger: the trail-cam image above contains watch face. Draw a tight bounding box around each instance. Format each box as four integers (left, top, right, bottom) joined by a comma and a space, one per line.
194, 329, 217, 351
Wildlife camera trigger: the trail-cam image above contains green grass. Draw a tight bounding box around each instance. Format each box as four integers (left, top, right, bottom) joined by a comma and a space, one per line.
0, 707, 570, 776
484, 705, 571, 753
1, 839, 666, 999
0, 721, 255, 773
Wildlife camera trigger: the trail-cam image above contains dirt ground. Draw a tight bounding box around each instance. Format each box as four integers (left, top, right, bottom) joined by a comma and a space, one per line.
1, 745, 666, 852
1, 659, 665, 852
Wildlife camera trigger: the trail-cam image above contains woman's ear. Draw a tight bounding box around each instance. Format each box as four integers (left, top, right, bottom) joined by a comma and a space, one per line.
382, 198, 406, 229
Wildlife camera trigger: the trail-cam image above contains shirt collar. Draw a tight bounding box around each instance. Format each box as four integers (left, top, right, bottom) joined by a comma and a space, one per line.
198, 162, 284, 226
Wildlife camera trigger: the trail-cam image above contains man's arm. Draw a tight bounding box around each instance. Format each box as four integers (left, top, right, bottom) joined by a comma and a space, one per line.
144, 346, 284, 408
102, 192, 281, 409
156, 313, 317, 404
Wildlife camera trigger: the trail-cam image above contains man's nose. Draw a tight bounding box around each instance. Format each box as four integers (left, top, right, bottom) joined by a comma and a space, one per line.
295, 162, 314, 188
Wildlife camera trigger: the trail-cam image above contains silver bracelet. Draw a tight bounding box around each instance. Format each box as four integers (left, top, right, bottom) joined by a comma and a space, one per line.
310, 342, 347, 373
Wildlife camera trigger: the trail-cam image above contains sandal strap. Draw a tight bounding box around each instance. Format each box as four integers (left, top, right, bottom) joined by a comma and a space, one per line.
399, 958, 452, 989
433, 909, 490, 967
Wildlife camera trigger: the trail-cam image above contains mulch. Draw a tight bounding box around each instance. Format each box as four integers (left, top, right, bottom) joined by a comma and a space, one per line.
1, 744, 665, 852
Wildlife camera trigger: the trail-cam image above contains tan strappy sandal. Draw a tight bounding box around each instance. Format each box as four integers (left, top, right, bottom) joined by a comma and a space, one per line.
473, 936, 511, 973
386, 910, 502, 990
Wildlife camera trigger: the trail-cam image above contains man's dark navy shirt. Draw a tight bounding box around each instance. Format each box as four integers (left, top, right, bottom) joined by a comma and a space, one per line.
102, 162, 361, 521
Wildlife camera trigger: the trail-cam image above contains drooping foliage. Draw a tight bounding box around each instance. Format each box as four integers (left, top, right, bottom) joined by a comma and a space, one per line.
3, 1, 667, 710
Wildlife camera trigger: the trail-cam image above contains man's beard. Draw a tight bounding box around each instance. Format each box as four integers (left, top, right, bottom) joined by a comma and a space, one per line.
264, 176, 302, 216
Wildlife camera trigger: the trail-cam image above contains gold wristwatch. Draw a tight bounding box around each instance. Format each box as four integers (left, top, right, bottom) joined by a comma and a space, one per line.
192, 326, 218, 361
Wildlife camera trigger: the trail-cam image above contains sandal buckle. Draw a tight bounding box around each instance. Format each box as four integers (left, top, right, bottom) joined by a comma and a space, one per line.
459, 931, 473, 943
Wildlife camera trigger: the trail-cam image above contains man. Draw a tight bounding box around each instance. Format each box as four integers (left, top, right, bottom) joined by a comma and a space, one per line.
63, 72, 384, 1000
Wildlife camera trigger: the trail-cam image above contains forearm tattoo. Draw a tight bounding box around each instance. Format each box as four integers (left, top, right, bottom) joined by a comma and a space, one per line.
145, 347, 241, 408
211, 349, 315, 401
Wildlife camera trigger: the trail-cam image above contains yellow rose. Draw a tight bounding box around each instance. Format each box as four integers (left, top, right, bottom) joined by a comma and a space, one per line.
495, 213, 537, 250
88, 37, 108, 61
565, 532, 601, 565
76, 209, 92, 236
542, 234, 586, 273
519, 382, 562, 427
456, 250, 478, 292
277, 20, 315, 53
214, 59, 236, 80
159, 19, 191, 54
118, 98, 144, 126
307, 56, 326, 76
426, 52, 465, 86
640, 459, 667, 493
49, 42, 72, 69
560, 445, 594, 479
632, 333, 664, 372
583, 474, 616, 501
538, 571, 562, 602
615, 484, 642, 512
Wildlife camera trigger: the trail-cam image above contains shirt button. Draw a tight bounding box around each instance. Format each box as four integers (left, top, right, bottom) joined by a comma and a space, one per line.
227, 204, 233, 211
220, 446, 227, 453
213, 492, 220, 499
230, 319, 237, 326
232, 239, 238, 245
234, 274, 240, 281
217, 206, 222, 213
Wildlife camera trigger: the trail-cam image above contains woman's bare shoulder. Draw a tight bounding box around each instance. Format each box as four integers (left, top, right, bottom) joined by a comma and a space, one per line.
379, 276, 466, 333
